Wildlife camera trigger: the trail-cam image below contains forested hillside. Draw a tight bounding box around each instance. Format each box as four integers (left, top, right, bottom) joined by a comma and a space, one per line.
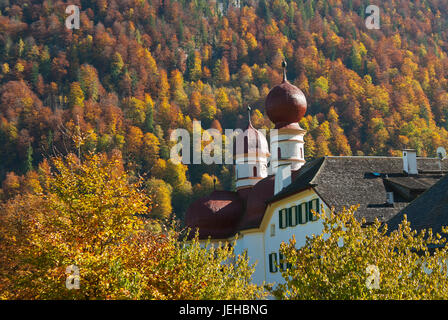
1, 0, 448, 220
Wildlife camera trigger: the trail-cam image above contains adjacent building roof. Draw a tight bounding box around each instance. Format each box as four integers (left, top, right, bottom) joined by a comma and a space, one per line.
237, 174, 275, 230
268, 156, 448, 223
387, 174, 448, 234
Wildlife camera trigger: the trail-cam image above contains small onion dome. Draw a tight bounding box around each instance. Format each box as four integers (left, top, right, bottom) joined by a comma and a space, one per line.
265, 61, 307, 129
233, 121, 270, 158
185, 190, 243, 240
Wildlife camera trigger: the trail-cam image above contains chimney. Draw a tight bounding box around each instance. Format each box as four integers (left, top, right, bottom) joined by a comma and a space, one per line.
403, 149, 418, 175
274, 164, 291, 195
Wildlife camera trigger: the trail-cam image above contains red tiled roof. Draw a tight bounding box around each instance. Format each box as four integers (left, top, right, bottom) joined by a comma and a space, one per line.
185, 190, 243, 240
237, 175, 275, 230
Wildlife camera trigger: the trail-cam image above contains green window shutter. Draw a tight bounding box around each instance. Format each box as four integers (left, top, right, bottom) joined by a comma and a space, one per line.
308, 200, 313, 221
279, 209, 287, 229
279, 252, 285, 271
278, 210, 281, 228
274, 253, 278, 272
298, 205, 303, 224
278, 210, 283, 229
287, 207, 292, 227
314, 198, 320, 221
284, 209, 288, 228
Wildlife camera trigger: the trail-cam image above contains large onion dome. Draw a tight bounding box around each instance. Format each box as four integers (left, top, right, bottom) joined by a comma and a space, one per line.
265, 61, 307, 129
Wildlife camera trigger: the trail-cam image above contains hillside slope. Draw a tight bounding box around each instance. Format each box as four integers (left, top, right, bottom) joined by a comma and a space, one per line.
1, 0, 448, 218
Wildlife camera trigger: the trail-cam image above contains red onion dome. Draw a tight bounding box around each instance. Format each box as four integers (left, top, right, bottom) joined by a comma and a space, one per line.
265, 62, 307, 129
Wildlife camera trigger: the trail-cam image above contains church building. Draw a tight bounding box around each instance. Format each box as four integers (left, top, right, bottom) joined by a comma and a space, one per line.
185, 63, 448, 285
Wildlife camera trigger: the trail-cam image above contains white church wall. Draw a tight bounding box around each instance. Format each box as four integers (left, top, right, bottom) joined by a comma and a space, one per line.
193, 187, 330, 288
260, 188, 329, 285
234, 232, 266, 285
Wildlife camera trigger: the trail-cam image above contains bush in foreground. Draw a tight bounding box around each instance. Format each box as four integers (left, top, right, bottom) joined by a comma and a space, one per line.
0, 153, 265, 299
273, 206, 448, 299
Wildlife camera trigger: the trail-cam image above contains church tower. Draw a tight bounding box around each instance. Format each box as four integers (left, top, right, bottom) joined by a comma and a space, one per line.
265, 61, 307, 174
234, 108, 270, 191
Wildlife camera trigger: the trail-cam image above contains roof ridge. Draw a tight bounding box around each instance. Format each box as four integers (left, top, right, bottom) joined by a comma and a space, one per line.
326, 155, 402, 159
310, 157, 326, 185
325, 155, 448, 161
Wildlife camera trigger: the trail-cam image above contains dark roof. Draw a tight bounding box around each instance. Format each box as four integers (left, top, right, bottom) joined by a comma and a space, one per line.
267, 157, 325, 203
185, 190, 244, 239
237, 174, 275, 230
384, 176, 437, 190
268, 156, 448, 223
386, 174, 448, 234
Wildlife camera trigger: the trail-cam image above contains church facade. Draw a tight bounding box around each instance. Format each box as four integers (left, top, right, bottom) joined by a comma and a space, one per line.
185, 65, 448, 285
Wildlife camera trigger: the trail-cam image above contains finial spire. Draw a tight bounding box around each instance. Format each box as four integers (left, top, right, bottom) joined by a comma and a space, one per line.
282, 60, 287, 83
247, 106, 252, 126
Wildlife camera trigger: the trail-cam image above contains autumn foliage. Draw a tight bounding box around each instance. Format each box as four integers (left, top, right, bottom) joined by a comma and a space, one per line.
2, 0, 448, 220
274, 206, 448, 300
0, 153, 265, 299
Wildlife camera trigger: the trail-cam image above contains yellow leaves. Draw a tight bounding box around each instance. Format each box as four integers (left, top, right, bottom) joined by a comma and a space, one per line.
244, 32, 258, 51
274, 206, 448, 300
265, 20, 280, 37
348, 79, 365, 98
392, 33, 402, 49
189, 51, 202, 82
1, 63, 9, 74
68, 82, 85, 109
139, 48, 158, 75
15, 62, 24, 73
